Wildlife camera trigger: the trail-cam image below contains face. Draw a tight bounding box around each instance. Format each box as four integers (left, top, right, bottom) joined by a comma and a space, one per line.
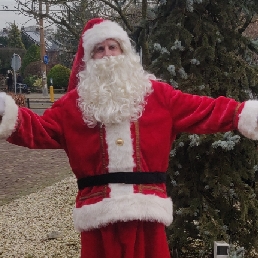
92, 39, 123, 59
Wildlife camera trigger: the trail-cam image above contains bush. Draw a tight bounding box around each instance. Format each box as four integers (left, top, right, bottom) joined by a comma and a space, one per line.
7, 92, 26, 107
23, 75, 42, 92
23, 61, 41, 78
47, 64, 70, 90
23, 75, 38, 87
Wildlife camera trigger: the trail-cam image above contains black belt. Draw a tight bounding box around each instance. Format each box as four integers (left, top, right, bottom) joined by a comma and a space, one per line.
77, 172, 166, 190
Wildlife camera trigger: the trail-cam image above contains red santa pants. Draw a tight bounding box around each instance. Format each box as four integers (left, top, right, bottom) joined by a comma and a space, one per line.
81, 220, 171, 258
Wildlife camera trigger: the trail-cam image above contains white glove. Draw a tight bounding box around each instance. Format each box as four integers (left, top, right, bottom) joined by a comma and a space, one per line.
0, 92, 6, 116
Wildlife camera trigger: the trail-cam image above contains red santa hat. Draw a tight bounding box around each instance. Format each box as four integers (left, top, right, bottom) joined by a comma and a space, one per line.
67, 18, 132, 92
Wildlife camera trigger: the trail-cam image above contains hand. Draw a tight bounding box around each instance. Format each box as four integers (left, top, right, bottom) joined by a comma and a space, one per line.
0, 92, 6, 116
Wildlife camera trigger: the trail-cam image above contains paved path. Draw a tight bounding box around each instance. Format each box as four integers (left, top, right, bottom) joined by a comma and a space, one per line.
0, 93, 73, 206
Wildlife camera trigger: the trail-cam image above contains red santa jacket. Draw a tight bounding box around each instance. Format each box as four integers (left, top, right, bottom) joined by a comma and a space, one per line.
1, 80, 258, 232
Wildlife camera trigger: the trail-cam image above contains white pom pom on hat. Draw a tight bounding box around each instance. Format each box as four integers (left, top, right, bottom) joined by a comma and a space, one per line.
67, 18, 132, 92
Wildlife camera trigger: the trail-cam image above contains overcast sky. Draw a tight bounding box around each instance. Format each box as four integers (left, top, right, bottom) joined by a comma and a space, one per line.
0, 0, 49, 30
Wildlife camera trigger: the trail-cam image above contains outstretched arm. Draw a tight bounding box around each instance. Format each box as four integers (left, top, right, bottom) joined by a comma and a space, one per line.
154, 81, 258, 139
0, 92, 63, 149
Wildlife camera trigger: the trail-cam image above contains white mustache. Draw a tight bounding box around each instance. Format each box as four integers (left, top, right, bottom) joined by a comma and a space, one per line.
77, 53, 154, 127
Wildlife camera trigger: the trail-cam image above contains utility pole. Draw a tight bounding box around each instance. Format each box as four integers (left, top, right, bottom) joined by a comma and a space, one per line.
39, 0, 48, 96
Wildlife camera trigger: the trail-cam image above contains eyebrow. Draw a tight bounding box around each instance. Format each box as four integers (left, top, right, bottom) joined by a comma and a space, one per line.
95, 42, 119, 47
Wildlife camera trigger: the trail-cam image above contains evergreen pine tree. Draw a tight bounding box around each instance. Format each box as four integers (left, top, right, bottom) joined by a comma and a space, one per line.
20, 45, 40, 76
147, 0, 258, 257
7, 23, 25, 49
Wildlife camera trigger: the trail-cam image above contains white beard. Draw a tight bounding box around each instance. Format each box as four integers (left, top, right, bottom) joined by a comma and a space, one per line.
77, 54, 154, 128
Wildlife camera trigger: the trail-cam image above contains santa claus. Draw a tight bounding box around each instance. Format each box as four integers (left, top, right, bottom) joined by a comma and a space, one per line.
0, 18, 258, 258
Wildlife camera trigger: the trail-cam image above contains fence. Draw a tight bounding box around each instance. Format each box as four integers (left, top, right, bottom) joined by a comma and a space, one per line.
26, 98, 54, 109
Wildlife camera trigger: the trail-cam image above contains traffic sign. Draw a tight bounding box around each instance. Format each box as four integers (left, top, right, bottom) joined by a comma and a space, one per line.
43, 55, 49, 64
11, 53, 21, 71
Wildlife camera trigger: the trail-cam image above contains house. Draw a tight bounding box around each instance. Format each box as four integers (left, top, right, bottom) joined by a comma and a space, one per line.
21, 26, 61, 70
0, 28, 9, 38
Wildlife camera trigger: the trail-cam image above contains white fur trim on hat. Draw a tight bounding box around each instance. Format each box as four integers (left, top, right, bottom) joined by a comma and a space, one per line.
82, 20, 132, 61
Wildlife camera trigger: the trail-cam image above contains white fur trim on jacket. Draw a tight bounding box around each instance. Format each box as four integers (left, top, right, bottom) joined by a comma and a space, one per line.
0, 94, 18, 139
238, 100, 258, 140
82, 20, 132, 62
73, 193, 173, 232
105, 122, 135, 197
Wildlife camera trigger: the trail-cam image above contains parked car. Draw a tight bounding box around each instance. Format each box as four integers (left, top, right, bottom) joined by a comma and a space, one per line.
13, 83, 31, 94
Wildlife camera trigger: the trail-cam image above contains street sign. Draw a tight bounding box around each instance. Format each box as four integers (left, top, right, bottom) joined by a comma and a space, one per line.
43, 55, 49, 64
11, 53, 21, 71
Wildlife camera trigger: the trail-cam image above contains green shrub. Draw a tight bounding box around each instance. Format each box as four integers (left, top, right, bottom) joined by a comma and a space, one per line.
23, 75, 38, 87
47, 64, 71, 90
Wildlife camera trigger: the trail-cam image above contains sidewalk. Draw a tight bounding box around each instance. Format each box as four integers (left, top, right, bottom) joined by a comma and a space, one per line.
25, 92, 65, 99
25, 92, 65, 114
0, 91, 71, 206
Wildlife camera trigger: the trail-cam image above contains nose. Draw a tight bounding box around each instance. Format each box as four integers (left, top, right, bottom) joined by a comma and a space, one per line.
103, 46, 112, 57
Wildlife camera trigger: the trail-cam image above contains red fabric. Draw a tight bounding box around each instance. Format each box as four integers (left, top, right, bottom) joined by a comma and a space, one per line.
67, 18, 105, 92
7, 80, 243, 232
80, 221, 171, 258
8, 81, 242, 179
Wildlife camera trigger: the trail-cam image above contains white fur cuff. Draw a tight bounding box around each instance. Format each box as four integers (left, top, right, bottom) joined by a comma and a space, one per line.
238, 100, 258, 140
0, 94, 19, 139
0, 92, 6, 116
